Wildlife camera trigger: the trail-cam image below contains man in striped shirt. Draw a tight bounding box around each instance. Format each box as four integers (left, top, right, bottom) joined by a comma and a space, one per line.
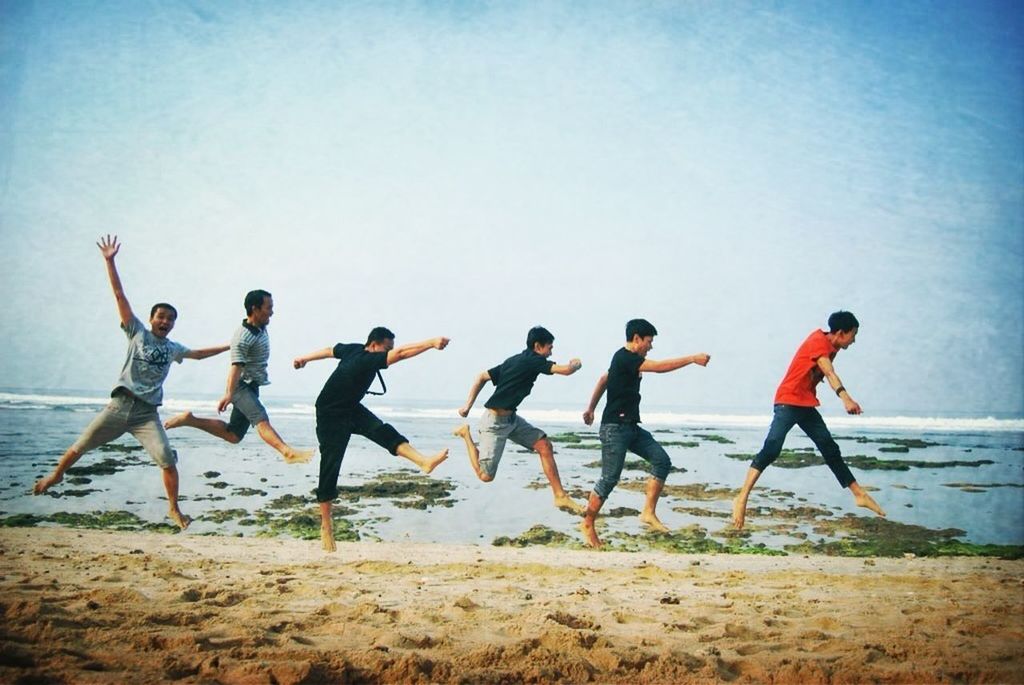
164, 289, 314, 464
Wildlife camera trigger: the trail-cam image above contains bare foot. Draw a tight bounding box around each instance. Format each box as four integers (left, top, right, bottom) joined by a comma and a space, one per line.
554, 495, 585, 515
580, 518, 602, 549
855, 492, 887, 518
321, 522, 337, 553
283, 447, 315, 464
163, 411, 193, 430
639, 511, 669, 532
732, 495, 747, 530
168, 509, 191, 531
420, 449, 449, 475
33, 472, 62, 495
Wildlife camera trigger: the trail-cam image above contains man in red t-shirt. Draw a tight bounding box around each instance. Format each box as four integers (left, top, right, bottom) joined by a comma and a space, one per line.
732, 311, 886, 529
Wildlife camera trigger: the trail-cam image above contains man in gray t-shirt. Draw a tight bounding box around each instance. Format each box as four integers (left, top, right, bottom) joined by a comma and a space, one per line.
163, 290, 314, 465
34, 236, 229, 531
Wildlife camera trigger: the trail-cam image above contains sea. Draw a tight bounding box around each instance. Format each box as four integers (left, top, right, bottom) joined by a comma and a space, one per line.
1, 389, 1022, 550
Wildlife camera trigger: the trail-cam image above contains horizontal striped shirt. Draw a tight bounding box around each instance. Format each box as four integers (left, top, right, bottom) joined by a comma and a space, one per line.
230, 321, 271, 386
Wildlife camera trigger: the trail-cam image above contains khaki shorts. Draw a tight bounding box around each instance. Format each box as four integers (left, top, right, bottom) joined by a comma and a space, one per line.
477, 411, 545, 478
71, 391, 176, 468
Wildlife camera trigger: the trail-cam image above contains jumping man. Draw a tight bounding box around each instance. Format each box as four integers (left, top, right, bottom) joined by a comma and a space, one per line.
732, 310, 886, 529
453, 326, 585, 513
34, 236, 229, 530
293, 327, 451, 552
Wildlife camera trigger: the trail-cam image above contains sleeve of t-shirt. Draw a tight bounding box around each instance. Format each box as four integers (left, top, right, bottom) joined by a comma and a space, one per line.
230, 328, 248, 366
332, 343, 347, 359
121, 315, 143, 339
536, 357, 556, 375
806, 335, 835, 363
620, 350, 643, 376
172, 342, 189, 364
487, 364, 503, 385
368, 350, 388, 370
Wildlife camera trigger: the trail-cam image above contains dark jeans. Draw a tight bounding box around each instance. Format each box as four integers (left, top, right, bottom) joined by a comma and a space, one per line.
751, 404, 855, 488
594, 422, 672, 499
315, 404, 407, 502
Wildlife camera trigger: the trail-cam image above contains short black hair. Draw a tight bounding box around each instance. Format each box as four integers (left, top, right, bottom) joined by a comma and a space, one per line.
827, 311, 859, 333
150, 302, 178, 319
626, 318, 658, 340
244, 289, 272, 315
367, 326, 396, 345
526, 326, 554, 349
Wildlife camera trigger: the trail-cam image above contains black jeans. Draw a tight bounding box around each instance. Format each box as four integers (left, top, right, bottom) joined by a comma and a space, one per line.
750, 404, 855, 488
315, 404, 407, 502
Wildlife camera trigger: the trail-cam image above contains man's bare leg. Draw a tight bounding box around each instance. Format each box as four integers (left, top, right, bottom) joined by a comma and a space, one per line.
33, 446, 83, 494
732, 467, 762, 530
639, 476, 669, 532
163, 411, 241, 444
453, 424, 490, 481
396, 442, 448, 474
319, 501, 336, 552
255, 421, 314, 464
580, 491, 604, 549
533, 437, 584, 514
161, 465, 190, 530
849, 481, 887, 518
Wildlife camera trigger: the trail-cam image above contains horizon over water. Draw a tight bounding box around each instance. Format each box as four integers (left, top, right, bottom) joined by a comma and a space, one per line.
2, 388, 1022, 433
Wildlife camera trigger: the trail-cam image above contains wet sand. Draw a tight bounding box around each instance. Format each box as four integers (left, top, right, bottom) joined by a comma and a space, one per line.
1, 527, 1021, 684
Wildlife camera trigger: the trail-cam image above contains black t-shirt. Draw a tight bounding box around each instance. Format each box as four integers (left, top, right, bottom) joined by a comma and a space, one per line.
601, 347, 644, 424
315, 343, 389, 414
484, 349, 555, 411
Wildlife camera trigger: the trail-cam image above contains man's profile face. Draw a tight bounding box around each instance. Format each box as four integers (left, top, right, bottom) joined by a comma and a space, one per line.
633, 335, 655, 357
368, 338, 395, 353
251, 297, 274, 327
534, 342, 554, 358
835, 327, 858, 349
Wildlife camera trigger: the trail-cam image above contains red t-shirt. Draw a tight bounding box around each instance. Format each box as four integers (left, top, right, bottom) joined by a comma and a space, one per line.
773, 330, 838, 407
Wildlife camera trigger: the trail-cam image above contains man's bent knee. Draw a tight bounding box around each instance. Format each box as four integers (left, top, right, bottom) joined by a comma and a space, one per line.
533, 437, 553, 455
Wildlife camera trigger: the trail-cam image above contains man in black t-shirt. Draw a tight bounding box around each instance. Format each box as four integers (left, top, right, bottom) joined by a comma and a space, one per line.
453, 326, 585, 514
580, 319, 711, 548
293, 327, 450, 552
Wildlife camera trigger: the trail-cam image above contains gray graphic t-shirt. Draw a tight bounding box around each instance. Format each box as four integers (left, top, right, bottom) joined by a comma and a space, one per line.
112, 315, 189, 406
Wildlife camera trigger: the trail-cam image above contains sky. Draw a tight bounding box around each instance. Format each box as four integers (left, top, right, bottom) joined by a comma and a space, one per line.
1, 0, 1021, 417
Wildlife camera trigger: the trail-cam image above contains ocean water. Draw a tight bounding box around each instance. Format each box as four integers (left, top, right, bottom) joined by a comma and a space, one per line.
1, 391, 1022, 549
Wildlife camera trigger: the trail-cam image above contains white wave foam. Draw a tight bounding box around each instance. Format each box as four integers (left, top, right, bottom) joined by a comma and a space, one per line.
3, 392, 1022, 433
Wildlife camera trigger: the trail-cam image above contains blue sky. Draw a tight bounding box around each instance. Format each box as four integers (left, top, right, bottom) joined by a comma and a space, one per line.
1, 1, 1021, 417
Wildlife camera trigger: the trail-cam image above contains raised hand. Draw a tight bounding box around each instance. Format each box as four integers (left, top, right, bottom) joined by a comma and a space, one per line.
97, 234, 120, 260
434, 337, 451, 350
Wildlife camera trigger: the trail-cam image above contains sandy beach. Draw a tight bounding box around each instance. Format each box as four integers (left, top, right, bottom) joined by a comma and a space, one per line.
1, 527, 1021, 684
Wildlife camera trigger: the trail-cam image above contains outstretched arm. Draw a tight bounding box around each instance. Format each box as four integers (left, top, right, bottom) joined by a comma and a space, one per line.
293, 347, 335, 369
184, 345, 230, 360
551, 358, 583, 376
582, 372, 608, 425
386, 337, 450, 366
639, 353, 711, 374
458, 371, 491, 417
97, 235, 133, 327
816, 356, 862, 415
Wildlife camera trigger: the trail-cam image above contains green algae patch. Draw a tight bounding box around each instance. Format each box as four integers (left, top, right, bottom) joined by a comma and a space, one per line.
96, 443, 144, 453
672, 506, 731, 519
203, 471, 221, 478
49, 489, 101, 498
783, 514, 1024, 559
256, 508, 359, 542
605, 506, 641, 518
0, 513, 45, 527
66, 456, 144, 477
493, 524, 575, 548
836, 436, 942, 449
620, 480, 735, 501
661, 441, 699, 448
582, 459, 687, 474
608, 525, 785, 556
336, 471, 457, 509
199, 508, 250, 524
231, 487, 267, 497
723, 451, 995, 471
693, 433, 735, 444
941, 482, 1024, 492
